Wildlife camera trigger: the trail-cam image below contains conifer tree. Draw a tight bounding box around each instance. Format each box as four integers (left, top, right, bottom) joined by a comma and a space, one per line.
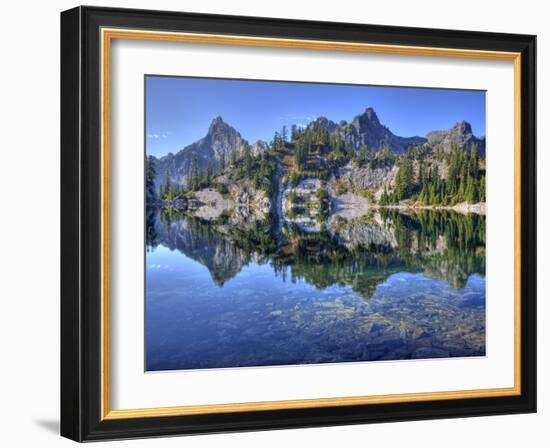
394, 156, 414, 200
358, 145, 369, 167
291, 124, 298, 141
206, 161, 214, 185
318, 126, 329, 146
380, 184, 390, 205
469, 143, 479, 178
145, 155, 157, 203
160, 170, 171, 199
281, 125, 288, 143
464, 175, 477, 203
242, 143, 252, 176
478, 175, 486, 202
230, 149, 238, 168
219, 152, 225, 173
188, 156, 200, 191
294, 140, 306, 169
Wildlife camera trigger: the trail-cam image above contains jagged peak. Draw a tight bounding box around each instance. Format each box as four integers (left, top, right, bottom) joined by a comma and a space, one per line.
353, 107, 381, 126
364, 107, 378, 120
251, 140, 269, 155
308, 116, 337, 132
208, 115, 230, 133
312, 116, 330, 124
451, 120, 473, 134
427, 120, 474, 138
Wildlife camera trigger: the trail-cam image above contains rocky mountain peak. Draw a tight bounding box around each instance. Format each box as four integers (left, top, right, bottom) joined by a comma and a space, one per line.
426, 120, 484, 154
251, 140, 269, 156
340, 106, 425, 153
350, 108, 384, 139
205, 117, 245, 152
451, 120, 473, 135
153, 107, 483, 191
353, 107, 381, 127
208, 116, 230, 134
309, 116, 338, 133
364, 107, 379, 123
154, 116, 247, 188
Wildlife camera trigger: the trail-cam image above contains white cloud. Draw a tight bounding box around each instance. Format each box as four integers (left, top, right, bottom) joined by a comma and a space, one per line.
147, 133, 168, 139
276, 114, 318, 123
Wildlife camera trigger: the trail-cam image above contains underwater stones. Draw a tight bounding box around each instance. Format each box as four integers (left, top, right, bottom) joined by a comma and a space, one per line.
147, 208, 486, 369
369, 321, 387, 334
411, 347, 450, 359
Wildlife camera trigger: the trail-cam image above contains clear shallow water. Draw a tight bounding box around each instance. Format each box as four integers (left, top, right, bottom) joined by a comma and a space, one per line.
146, 210, 486, 371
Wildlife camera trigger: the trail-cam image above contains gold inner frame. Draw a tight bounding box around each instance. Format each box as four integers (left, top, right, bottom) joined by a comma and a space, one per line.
100, 27, 522, 420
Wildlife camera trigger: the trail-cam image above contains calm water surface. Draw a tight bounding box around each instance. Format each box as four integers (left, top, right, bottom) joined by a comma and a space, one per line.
146, 210, 485, 371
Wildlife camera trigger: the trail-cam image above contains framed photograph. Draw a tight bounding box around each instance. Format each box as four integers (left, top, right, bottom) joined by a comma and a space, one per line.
61, 6, 536, 442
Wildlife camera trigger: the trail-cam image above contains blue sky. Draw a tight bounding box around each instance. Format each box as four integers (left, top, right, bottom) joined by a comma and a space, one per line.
146, 76, 486, 158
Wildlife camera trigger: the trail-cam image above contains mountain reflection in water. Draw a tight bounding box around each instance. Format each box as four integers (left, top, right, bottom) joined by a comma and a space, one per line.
145, 209, 485, 371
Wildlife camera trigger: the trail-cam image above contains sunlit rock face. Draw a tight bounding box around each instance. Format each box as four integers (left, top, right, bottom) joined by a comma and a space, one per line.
153, 116, 268, 188
336, 162, 398, 191
330, 215, 398, 251
229, 184, 272, 228
426, 120, 486, 155
340, 107, 427, 154
282, 178, 325, 233
181, 183, 271, 228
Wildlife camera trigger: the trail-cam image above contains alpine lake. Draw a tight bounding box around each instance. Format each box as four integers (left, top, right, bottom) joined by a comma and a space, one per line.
145, 199, 486, 372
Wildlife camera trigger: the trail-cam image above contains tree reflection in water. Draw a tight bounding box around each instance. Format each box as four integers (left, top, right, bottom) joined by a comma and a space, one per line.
147, 208, 485, 299
145, 208, 486, 370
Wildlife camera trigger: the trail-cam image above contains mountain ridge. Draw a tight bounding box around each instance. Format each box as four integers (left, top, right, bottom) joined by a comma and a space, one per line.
152, 107, 484, 188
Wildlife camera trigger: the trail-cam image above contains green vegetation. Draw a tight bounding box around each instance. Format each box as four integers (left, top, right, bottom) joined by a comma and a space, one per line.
233, 150, 278, 195
150, 186, 486, 297
276, 209, 484, 296
157, 143, 279, 202
315, 186, 329, 202
145, 156, 158, 249
380, 209, 485, 287
417, 143, 484, 205
355, 144, 396, 169
315, 182, 331, 220
156, 122, 485, 214
288, 124, 351, 181
186, 156, 222, 193
393, 154, 415, 200
145, 155, 157, 203
287, 191, 298, 204
379, 143, 485, 206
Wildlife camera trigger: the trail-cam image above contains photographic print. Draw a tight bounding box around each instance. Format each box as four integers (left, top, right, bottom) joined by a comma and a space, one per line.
145, 76, 487, 372
61, 10, 536, 439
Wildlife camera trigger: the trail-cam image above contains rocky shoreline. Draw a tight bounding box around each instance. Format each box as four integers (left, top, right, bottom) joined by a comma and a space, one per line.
161, 179, 486, 231
374, 201, 486, 215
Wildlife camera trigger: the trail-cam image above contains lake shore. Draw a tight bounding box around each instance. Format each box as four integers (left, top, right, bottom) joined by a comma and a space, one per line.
161, 183, 486, 225
375, 201, 486, 215
329, 187, 485, 216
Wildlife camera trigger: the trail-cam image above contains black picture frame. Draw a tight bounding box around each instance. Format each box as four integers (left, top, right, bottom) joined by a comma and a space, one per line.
61, 5, 536, 442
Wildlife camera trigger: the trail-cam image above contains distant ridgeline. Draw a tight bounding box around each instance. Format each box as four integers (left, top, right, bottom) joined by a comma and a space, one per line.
145, 107, 486, 212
